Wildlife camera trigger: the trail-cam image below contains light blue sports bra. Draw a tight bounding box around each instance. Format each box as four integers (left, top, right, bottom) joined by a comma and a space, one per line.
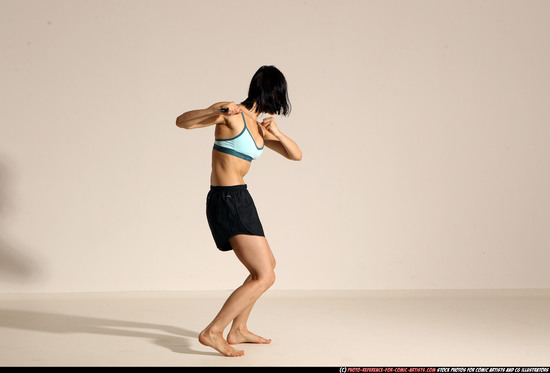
213, 112, 264, 162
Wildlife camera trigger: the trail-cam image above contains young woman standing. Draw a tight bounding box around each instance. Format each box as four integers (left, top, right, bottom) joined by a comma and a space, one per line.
176, 66, 302, 357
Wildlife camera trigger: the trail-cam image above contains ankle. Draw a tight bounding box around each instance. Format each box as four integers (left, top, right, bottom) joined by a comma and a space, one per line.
202, 326, 224, 337
229, 325, 248, 334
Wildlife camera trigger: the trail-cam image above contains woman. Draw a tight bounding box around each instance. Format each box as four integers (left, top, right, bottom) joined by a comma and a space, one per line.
176, 65, 302, 357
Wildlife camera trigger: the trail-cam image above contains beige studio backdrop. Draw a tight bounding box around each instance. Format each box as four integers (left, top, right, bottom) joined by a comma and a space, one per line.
1, 0, 549, 293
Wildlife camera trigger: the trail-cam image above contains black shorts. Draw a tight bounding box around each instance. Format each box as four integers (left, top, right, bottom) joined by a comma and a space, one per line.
206, 184, 265, 251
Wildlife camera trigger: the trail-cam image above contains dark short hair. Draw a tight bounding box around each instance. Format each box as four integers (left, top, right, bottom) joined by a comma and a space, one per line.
241, 65, 291, 116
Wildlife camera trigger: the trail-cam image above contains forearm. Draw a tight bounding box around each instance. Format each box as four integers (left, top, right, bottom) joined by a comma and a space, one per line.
176, 103, 223, 129
274, 131, 302, 161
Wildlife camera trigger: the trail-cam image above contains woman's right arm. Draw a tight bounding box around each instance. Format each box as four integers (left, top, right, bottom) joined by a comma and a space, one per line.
175, 102, 241, 129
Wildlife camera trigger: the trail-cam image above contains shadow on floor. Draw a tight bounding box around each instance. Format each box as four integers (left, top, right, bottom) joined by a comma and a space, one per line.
0, 308, 220, 357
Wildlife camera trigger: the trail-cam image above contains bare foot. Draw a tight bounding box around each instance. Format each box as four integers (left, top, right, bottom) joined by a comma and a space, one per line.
227, 328, 271, 345
199, 329, 244, 357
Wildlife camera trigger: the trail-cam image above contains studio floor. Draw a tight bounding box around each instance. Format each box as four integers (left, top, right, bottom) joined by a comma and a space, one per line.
0, 289, 548, 367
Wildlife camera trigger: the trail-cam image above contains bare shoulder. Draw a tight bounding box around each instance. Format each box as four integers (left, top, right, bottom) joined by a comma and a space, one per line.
214, 101, 244, 138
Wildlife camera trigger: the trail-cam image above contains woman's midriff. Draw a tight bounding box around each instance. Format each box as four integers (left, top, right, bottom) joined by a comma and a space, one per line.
210, 149, 251, 186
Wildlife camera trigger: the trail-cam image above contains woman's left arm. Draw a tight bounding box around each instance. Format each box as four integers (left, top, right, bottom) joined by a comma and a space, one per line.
260, 117, 302, 161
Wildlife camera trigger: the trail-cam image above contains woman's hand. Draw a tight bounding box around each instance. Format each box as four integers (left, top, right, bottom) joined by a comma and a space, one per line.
220, 102, 242, 115
260, 117, 281, 137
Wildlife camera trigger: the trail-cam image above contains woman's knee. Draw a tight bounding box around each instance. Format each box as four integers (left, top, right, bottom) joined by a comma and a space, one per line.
267, 270, 276, 288
255, 270, 275, 291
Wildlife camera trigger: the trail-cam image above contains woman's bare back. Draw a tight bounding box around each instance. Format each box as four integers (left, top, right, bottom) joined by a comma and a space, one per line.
210, 107, 264, 186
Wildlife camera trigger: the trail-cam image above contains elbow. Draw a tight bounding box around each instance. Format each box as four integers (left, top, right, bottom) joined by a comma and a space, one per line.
175, 116, 189, 129
292, 152, 302, 161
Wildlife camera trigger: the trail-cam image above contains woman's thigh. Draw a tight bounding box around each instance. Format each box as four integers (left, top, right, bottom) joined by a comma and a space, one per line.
229, 235, 275, 278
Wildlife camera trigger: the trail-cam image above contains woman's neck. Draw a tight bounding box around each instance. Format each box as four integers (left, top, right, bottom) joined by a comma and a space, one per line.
241, 103, 261, 122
